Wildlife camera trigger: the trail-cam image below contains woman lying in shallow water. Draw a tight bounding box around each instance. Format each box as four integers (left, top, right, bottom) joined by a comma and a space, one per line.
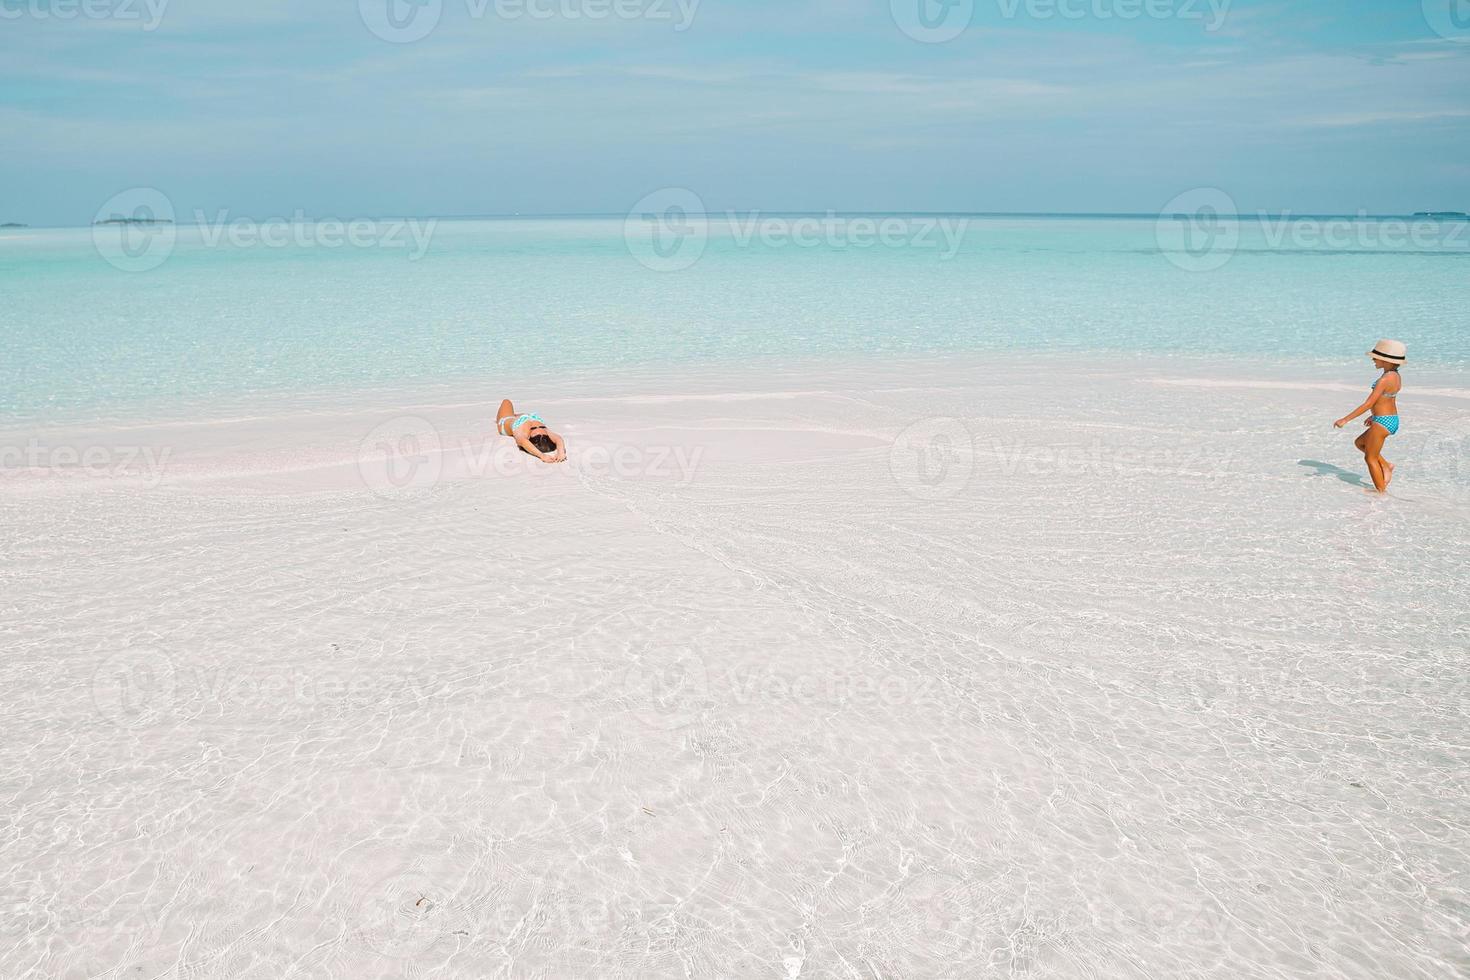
496, 399, 566, 463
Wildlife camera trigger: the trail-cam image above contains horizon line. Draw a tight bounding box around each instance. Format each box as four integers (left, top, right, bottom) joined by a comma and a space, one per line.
11, 208, 1469, 229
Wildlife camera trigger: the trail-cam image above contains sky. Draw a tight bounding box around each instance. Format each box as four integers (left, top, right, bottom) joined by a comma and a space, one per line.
1, 0, 1468, 224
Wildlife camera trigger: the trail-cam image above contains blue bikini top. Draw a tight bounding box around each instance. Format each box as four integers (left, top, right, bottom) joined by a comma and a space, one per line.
1372, 372, 1400, 398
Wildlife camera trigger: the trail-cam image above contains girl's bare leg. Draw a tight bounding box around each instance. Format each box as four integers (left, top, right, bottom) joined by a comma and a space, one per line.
497, 399, 515, 433
1353, 429, 1392, 486
1362, 424, 1389, 493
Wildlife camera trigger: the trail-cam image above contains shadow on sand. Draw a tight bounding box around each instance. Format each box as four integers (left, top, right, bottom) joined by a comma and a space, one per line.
1298, 459, 1370, 488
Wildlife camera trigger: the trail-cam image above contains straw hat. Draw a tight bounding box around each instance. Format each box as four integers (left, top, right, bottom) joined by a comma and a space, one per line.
1367, 339, 1406, 364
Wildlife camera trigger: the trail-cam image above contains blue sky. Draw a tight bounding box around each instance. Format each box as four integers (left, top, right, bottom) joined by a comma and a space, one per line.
2, 0, 1467, 224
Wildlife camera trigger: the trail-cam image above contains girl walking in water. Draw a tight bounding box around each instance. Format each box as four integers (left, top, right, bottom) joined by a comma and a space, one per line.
1334, 339, 1405, 493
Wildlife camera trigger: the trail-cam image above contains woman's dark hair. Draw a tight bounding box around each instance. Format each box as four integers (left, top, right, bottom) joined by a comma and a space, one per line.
529, 433, 556, 454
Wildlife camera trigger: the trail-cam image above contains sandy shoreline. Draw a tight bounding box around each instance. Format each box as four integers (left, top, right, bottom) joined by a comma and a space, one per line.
4, 351, 1469, 495
3, 353, 1468, 977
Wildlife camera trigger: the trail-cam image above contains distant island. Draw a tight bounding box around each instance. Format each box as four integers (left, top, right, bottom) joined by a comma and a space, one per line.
1413, 211, 1467, 219
0, 222, 26, 228
94, 217, 174, 226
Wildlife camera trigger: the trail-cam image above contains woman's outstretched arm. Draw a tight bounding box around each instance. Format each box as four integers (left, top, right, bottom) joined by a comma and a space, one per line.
545, 431, 567, 463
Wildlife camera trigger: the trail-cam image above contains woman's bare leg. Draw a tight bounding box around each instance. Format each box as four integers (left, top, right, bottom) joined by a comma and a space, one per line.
1362, 424, 1389, 492
496, 399, 515, 434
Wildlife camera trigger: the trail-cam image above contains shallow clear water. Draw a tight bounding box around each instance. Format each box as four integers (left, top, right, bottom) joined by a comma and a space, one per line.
2, 216, 1467, 423
2, 357, 1468, 978
2, 219, 1468, 979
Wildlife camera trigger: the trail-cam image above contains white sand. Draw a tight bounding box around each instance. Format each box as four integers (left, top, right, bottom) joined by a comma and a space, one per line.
3, 354, 1468, 979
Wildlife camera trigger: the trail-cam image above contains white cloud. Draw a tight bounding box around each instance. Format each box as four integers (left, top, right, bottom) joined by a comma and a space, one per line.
1295, 108, 1470, 128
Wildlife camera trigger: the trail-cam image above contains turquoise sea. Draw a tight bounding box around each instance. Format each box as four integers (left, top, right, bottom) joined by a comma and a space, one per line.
2, 215, 1467, 423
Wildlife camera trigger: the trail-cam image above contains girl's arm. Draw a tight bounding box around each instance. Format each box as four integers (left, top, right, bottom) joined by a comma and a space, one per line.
515, 431, 552, 461
546, 431, 567, 463
1334, 378, 1393, 428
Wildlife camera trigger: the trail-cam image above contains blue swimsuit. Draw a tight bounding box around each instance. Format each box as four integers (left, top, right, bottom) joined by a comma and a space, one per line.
498, 412, 544, 436
1369, 374, 1400, 435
